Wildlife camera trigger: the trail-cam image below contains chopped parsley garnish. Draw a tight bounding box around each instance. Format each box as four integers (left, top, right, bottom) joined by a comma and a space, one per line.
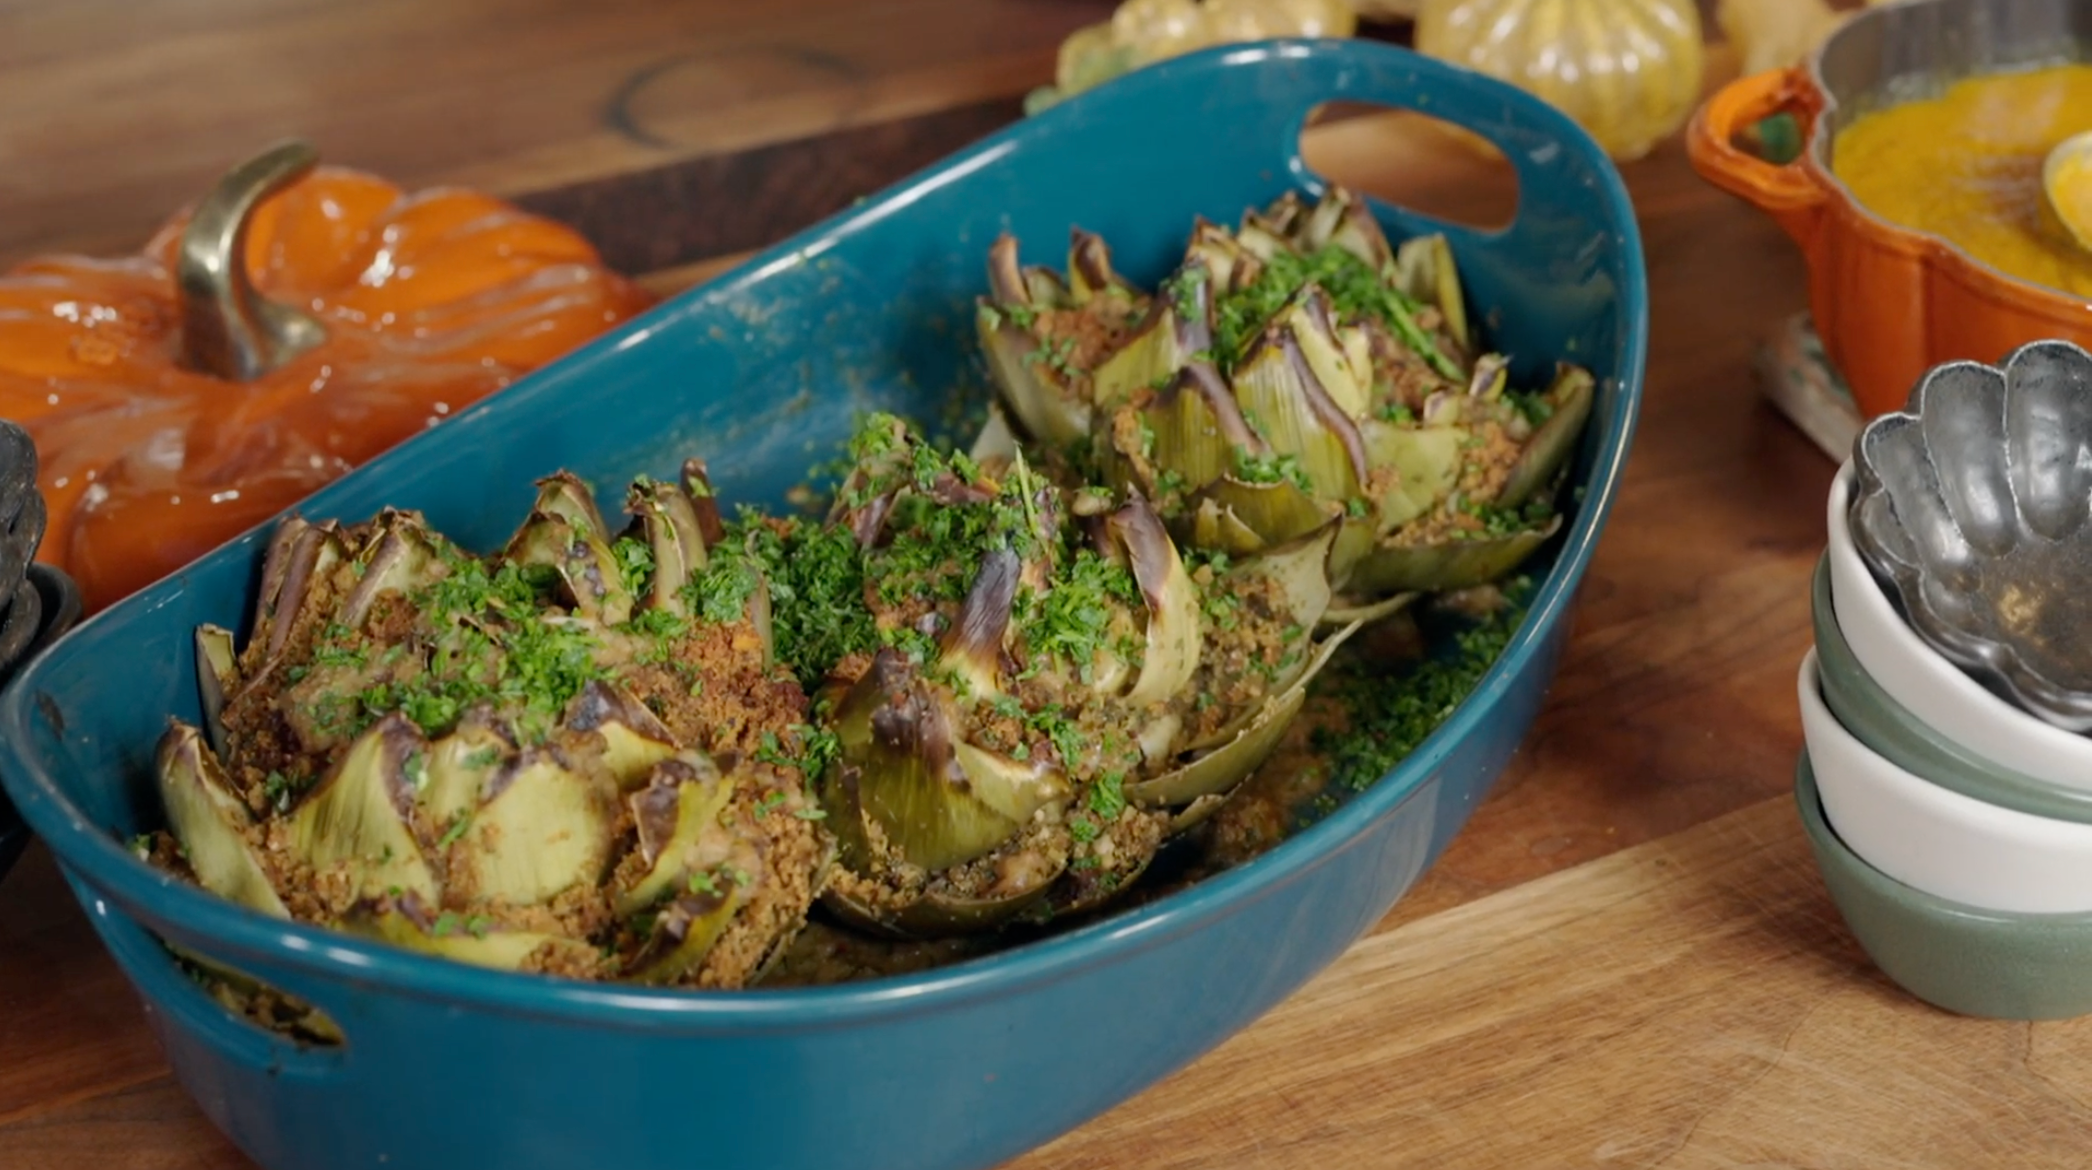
1017, 549, 1139, 680
610, 537, 654, 599
1087, 771, 1126, 821
726, 512, 876, 684
438, 811, 474, 850
310, 623, 367, 671
1233, 447, 1315, 492
682, 556, 761, 625
1211, 244, 1461, 380
1313, 583, 1530, 794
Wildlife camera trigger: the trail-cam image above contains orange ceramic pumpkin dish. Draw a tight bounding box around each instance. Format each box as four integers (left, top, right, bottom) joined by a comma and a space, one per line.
0, 141, 653, 613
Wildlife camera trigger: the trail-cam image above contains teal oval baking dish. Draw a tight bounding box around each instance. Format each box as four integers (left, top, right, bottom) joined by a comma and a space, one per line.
0, 39, 1646, 1170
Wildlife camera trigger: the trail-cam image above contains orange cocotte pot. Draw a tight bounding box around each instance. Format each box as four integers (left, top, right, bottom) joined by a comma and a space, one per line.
1687, 0, 2092, 422
0, 141, 653, 613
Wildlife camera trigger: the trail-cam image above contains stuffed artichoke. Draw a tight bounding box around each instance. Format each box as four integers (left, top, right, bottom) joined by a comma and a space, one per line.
782, 417, 1354, 936
156, 466, 828, 988
977, 185, 1595, 617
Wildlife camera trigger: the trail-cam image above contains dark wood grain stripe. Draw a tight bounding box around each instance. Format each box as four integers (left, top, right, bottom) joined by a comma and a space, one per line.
512, 96, 1026, 276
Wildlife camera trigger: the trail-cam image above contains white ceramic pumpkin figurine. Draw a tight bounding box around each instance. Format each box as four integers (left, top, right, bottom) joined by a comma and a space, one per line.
1414, 0, 1705, 162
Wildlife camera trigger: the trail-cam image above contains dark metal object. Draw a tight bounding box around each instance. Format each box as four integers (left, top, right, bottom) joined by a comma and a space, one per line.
0, 421, 82, 879
1851, 340, 2092, 731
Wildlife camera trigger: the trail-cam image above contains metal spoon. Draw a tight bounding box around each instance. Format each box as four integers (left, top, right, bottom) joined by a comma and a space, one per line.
2043, 130, 2092, 252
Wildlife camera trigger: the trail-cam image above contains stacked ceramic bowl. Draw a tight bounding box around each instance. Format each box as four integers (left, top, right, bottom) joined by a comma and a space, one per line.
1801, 340, 2092, 1021
0, 419, 81, 880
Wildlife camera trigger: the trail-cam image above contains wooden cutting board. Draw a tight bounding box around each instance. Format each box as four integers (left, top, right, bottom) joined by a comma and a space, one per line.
1012, 796, 2092, 1169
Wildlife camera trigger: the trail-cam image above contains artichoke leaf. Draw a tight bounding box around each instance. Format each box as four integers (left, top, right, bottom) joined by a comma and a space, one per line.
969, 404, 1021, 466
1393, 233, 1471, 355
1324, 590, 1421, 628
1301, 186, 1394, 272
979, 306, 1089, 450
338, 511, 446, 631
417, 714, 511, 829
626, 801, 766, 984
155, 722, 291, 919
1126, 621, 1363, 808
821, 847, 1065, 940
679, 459, 727, 547
504, 477, 633, 626
937, 545, 1020, 702
1346, 515, 1564, 596
1090, 260, 1216, 410
1187, 476, 1333, 552
255, 520, 349, 665
627, 884, 753, 984
1238, 521, 1341, 634
1107, 498, 1203, 709
1229, 326, 1370, 505
446, 748, 617, 908
254, 515, 313, 630
824, 649, 1068, 875
979, 235, 1090, 449
531, 471, 614, 542
614, 757, 736, 918
1283, 286, 1373, 422
1467, 353, 1510, 401
288, 713, 439, 905
1185, 217, 1262, 292
1360, 419, 1467, 533
1498, 366, 1596, 509
628, 477, 708, 613
1067, 228, 1138, 308
348, 896, 601, 974
563, 680, 679, 791
1109, 363, 1261, 505
194, 624, 238, 757
1170, 791, 1232, 834
1190, 497, 1270, 556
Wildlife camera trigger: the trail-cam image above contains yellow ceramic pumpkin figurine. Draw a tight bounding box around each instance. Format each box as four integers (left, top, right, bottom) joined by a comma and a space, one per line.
1717, 0, 1843, 75
1030, 0, 1359, 113
1415, 0, 1704, 162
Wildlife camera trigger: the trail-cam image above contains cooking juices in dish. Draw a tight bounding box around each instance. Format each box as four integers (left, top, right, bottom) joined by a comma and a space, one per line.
1833, 63, 2092, 297
143, 188, 1596, 989
0, 151, 651, 614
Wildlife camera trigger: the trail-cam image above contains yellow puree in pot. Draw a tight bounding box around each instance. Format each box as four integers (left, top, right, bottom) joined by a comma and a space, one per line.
1833, 63, 2092, 297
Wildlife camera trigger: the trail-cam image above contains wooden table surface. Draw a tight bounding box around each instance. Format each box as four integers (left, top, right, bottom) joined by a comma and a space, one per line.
11, 2, 2065, 1167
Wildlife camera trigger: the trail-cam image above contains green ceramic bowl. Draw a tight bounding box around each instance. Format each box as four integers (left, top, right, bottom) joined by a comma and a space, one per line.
1810, 556, 2092, 823
1797, 755, 2092, 1021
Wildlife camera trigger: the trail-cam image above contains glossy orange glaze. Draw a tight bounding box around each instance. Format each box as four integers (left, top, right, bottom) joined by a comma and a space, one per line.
0, 168, 653, 612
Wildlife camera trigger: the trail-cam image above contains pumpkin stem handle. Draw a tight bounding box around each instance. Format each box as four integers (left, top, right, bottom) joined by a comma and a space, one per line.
177, 139, 329, 382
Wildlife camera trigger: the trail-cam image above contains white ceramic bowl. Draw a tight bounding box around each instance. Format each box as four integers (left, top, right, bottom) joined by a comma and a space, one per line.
1826, 462, 2092, 792
1799, 650, 2092, 914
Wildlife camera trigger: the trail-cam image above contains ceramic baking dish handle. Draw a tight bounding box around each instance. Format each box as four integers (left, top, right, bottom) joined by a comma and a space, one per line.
84, 883, 358, 1082
1258, 42, 1611, 253
1687, 67, 1830, 247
